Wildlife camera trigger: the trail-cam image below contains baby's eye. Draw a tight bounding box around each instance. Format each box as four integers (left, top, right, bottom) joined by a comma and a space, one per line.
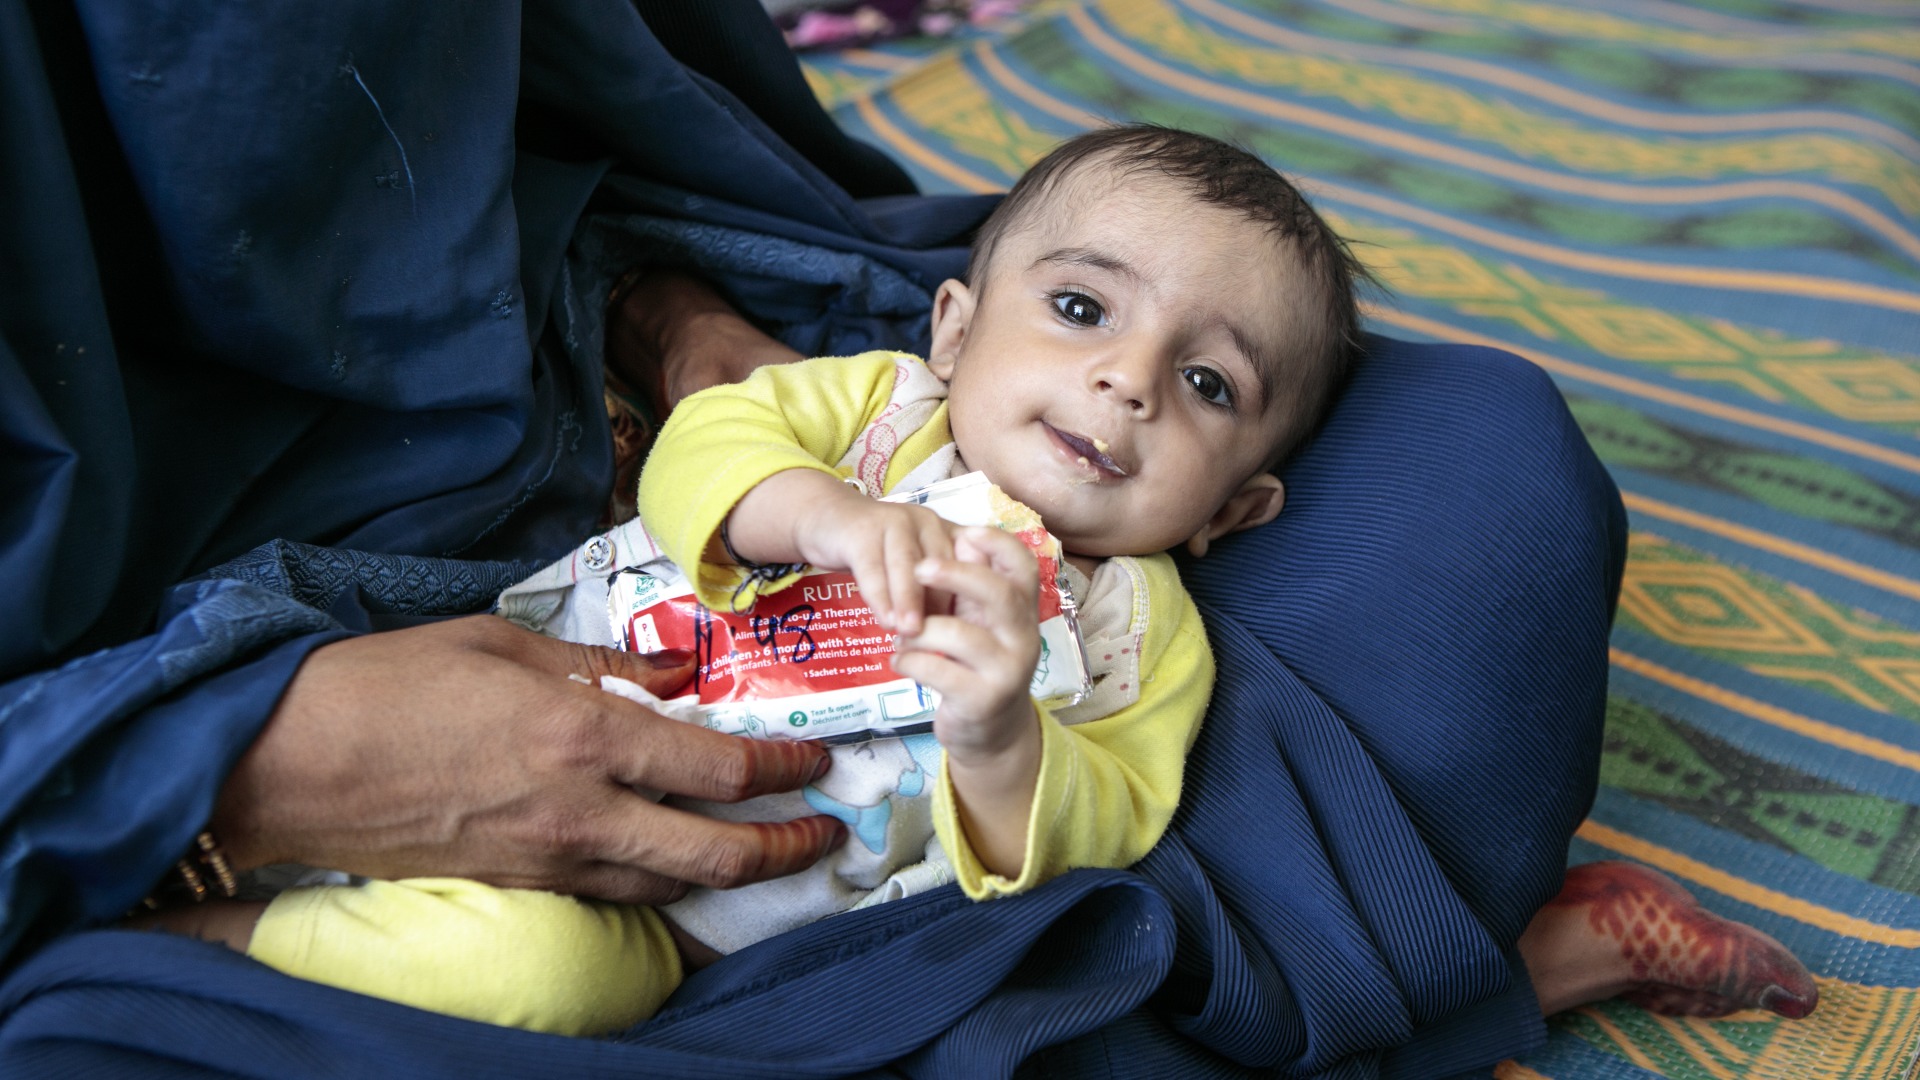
1182, 366, 1233, 407
1051, 292, 1106, 326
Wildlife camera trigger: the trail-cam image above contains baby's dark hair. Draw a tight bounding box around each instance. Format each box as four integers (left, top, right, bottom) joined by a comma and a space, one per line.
965, 124, 1373, 466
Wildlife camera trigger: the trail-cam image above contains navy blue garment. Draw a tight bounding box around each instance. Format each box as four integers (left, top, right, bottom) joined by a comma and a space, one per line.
0, 0, 1623, 1075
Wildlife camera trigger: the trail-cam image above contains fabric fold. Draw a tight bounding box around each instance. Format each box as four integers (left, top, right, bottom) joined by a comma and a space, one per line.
0, 0, 1623, 1072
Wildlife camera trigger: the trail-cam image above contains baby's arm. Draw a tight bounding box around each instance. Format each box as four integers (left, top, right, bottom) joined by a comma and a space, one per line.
889, 527, 1045, 876
636, 352, 924, 614
922, 552, 1209, 896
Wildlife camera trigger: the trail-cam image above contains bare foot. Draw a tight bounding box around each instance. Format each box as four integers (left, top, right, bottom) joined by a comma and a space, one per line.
1519, 861, 1817, 1020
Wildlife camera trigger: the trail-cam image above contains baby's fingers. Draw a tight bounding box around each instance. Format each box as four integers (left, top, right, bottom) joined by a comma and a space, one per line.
893, 515, 957, 635
883, 528, 931, 635
844, 541, 895, 632
888, 647, 971, 703
953, 528, 1038, 593
897, 613, 1005, 671
914, 553, 1034, 633
896, 615, 1035, 732
858, 509, 948, 634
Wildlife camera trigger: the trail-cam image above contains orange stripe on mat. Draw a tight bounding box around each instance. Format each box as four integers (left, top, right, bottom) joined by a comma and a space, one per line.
1066, 3, 1920, 264
1622, 493, 1920, 604
852, 93, 1000, 193
1366, 306, 1920, 478
1577, 821, 1920, 947
969, 38, 1920, 319
1610, 649, 1920, 773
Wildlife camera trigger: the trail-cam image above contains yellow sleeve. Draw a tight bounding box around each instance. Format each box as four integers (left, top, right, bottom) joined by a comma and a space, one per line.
636, 350, 909, 611
934, 554, 1210, 899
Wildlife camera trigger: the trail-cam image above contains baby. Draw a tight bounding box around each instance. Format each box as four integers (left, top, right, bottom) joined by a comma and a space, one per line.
162, 125, 1370, 1035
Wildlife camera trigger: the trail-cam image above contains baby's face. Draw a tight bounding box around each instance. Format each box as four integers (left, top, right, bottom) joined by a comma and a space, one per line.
930, 171, 1302, 558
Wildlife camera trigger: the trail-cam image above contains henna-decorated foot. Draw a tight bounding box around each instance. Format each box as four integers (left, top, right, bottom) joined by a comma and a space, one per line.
1519, 860, 1818, 1020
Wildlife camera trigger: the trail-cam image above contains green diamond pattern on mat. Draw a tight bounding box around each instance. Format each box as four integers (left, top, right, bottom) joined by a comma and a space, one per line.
1570, 398, 1920, 548
996, 16, 1919, 272
1619, 534, 1920, 724
1555, 1000, 1783, 1078
1602, 698, 1915, 888
814, 0, 1920, 1072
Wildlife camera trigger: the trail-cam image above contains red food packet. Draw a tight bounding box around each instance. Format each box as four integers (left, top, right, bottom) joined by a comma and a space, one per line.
607, 472, 1090, 742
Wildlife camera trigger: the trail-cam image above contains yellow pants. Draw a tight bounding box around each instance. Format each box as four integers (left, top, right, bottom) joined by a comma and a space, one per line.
248, 878, 682, 1036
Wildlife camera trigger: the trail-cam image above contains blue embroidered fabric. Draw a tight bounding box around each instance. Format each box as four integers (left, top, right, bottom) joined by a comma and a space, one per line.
0, 0, 1621, 1075
204, 541, 542, 620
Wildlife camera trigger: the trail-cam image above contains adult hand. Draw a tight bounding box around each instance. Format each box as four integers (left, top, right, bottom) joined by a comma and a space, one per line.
608, 270, 804, 413
212, 615, 846, 905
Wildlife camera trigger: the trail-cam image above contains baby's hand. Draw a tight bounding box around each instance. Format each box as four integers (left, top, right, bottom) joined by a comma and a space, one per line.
792, 496, 958, 635
888, 526, 1042, 763
891, 527, 1043, 877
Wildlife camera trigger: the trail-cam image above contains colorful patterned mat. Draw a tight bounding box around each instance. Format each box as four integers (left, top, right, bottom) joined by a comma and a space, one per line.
804, 1, 1920, 1075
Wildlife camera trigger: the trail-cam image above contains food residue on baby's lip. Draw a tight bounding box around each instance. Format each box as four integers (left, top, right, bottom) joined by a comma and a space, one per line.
1047, 422, 1126, 478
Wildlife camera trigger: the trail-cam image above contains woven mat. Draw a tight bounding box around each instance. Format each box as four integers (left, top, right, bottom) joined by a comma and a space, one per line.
804, 1, 1920, 1074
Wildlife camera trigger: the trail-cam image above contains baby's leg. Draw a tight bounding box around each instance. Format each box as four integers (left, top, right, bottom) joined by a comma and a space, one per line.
133, 879, 682, 1036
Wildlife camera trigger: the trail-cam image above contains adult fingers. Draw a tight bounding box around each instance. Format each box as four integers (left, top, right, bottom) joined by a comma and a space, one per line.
594, 803, 848, 891
469, 618, 834, 800
505, 619, 838, 801
565, 861, 694, 907
504, 620, 698, 698
598, 711, 832, 803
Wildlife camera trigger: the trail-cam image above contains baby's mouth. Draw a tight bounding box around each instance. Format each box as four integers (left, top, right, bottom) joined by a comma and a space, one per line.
1049, 425, 1128, 478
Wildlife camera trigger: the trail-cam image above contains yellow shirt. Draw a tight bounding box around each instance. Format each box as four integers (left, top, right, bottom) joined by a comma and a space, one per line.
639, 351, 1212, 898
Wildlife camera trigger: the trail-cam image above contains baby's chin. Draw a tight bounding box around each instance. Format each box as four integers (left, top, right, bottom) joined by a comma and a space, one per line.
996, 477, 1180, 557
1038, 513, 1175, 561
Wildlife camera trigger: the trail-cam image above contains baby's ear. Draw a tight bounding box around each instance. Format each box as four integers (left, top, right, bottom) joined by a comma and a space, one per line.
1185, 474, 1285, 558
925, 279, 975, 380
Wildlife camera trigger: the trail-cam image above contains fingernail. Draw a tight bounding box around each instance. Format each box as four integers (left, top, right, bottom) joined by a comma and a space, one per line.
915, 560, 938, 582
646, 648, 695, 667
811, 753, 832, 781
827, 824, 849, 851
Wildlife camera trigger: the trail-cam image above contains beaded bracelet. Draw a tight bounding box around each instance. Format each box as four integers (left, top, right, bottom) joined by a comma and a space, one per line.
718, 517, 808, 614
139, 831, 239, 910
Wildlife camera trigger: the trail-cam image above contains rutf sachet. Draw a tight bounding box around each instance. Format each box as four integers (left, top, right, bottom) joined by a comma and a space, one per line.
495, 470, 1090, 737
603, 472, 1090, 743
